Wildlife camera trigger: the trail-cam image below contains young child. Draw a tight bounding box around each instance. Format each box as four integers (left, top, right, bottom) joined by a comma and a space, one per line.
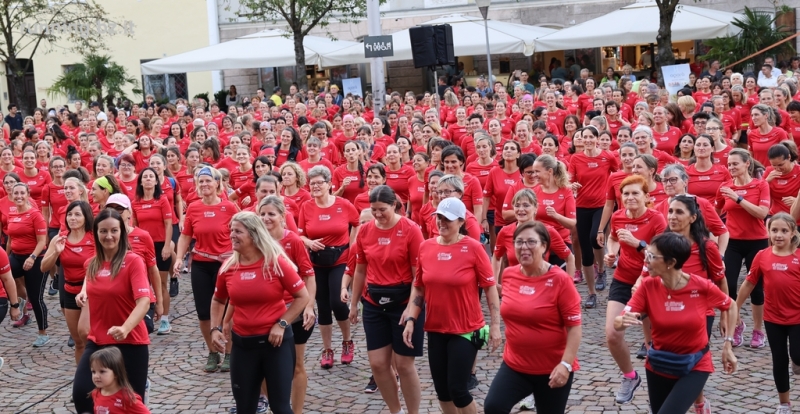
90, 347, 151, 414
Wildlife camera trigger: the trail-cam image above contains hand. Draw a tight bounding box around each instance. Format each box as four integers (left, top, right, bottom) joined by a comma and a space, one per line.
489, 324, 502, 353
23, 257, 34, 271
618, 311, 642, 330
782, 196, 796, 207
570, 182, 582, 192
548, 363, 570, 388
402, 321, 415, 348
604, 252, 617, 269
348, 304, 359, 324
481, 220, 489, 233
766, 169, 782, 182
76, 291, 88, 307
340, 287, 350, 303
306, 239, 325, 252
596, 231, 605, 248
211, 330, 227, 353
615, 229, 639, 248
719, 186, 738, 201
161, 245, 171, 261
154, 303, 163, 322
268, 324, 285, 347
342, 177, 353, 187
545, 206, 558, 218
9, 306, 20, 321
241, 196, 252, 207
51, 234, 66, 254
721, 346, 737, 374
173, 261, 183, 276
107, 326, 130, 342
631, 278, 642, 295
302, 307, 315, 330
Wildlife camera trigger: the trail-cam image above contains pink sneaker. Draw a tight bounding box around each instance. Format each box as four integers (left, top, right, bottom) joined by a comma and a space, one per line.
12, 314, 31, 328
320, 348, 334, 369
750, 329, 766, 348
732, 320, 745, 347
341, 340, 354, 364
573, 270, 584, 284
693, 398, 711, 414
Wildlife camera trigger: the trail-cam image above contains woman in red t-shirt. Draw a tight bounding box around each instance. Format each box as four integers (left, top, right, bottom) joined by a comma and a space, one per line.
737, 213, 800, 412
532, 153, 577, 255
258, 196, 316, 411
71, 209, 152, 413
353, 164, 386, 214
407, 153, 430, 226
603, 175, 667, 404
749, 104, 788, 166
41, 200, 94, 364
348, 185, 425, 414
279, 162, 311, 209
716, 148, 770, 349
209, 211, 309, 414
441, 146, 484, 222
765, 142, 800, 216
332, 140, 368, 205
402, 197, 501, 414
686, 135, 731, 202
383, 144, 413, 203
19, 149, 51, 204
485, 221, 582, 414
174, 166, 239, 372
298, 165, 360, 369
465, 134, 498, 187
482, 140, 520, 251
41, 156, 68, 240
615, 232, 737, 414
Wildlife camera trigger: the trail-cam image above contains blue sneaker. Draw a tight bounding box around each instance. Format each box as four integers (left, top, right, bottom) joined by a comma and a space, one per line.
33, 335, 50, 347
157, 319, 171, 335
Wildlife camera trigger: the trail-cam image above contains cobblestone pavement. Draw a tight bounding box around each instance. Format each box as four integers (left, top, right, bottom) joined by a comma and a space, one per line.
0, 269, 791, 414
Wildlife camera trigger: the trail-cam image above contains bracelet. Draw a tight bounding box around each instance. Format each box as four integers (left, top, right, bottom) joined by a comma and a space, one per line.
597, 231, 604, 234
723, 336, 734, 343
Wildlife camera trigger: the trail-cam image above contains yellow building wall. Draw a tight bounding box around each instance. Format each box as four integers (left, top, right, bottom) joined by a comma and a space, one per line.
4, 0, 213, 109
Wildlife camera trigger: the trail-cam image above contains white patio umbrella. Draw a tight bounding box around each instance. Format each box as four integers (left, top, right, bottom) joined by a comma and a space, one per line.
141, 29, 360, 75
318, 14, 556, 68
535, 0, 742, 52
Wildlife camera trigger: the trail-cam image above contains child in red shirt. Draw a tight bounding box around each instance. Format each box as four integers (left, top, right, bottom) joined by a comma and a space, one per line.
90, 347, 151, 414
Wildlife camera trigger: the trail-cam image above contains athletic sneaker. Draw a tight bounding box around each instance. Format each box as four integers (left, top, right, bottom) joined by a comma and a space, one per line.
256, 396, 269, 414
144, 379, 150, 405
573, 269, 584, 284
48, 275, 58, 296
615, 372, 642, 404
732, 320, 745, 347
750, 329, 766, 348
220, 353, 231, 372
67, 336, 75, 348
775, 403, 792, 414
595, 267, 607, 291
467, 373, 479, 390
25, 301, 32, 311
169, 278, 179, 298
364, 376, 378, 393
157, 320, 172, 335
341, 340, 354, 364
635, 342, 648, 359
320, 348, 334, 369
33, 334, 50, 347
694, 398, 711, 414
182, 266, 189, 273
518, 394, 535, 410
584, 294, 597, 309
12, 314, 31, 328
204, 352, 220, 372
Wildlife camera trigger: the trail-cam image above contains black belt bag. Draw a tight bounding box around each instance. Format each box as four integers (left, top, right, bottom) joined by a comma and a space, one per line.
647, 344, 709, 377
309, 245, 348, 267
367, 283, 411, 310
231, 332, 272, 349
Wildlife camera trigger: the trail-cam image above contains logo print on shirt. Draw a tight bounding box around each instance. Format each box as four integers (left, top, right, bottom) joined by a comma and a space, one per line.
504, 179, 515, 185
587, 162, 598, 168
664, 301, 685, 312
773, 263, 789, 271
543, 199, 555, 206
204, 211, 215, 218
519, 285, 535, 295
98, 269, 111, 278
437, 253, 452, 261
735, 190, 747, 195
319, 214, 331, 221
378, 237, 391, 246
625, 224, 638, 232
545, 279, 553, 287
71, 247, 83, 253
690, 289, 699, 298
241, 272, 257, 280
142, 204, 151, 209
461, 246, 469, 253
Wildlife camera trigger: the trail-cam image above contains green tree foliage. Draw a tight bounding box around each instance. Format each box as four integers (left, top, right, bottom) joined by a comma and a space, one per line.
47, 55, 141, 110
703, 7, 795, 71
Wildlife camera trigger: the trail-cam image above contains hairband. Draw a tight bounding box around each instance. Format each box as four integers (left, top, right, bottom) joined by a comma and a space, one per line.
197, 167, 217, 179
95, 176, 113, 193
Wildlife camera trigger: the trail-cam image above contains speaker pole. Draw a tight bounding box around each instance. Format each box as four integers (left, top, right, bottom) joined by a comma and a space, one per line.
431, 67, 440, 116
366, 0, 385, 113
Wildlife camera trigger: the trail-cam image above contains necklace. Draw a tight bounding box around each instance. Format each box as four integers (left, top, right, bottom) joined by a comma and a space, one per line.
662, 273, 689, 299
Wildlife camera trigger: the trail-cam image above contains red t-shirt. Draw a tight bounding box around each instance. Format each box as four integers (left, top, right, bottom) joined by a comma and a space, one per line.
715, 178, 770, 240
415, 237, 495, 334
128, 227, 157, 269
61, 232, 96, 295
182, 200, 238, 261
568, 151, 619, 208
297, 197, 359, 267
747, 249, 800, 325
279, 230, 315, 304
501, 180, 537, 220
494, 222, 570, 266
19, 168, 52, 204
355, 217, 424, 306
214, 256, 305, 336
606, 170, 631, 207
500, 265, 581, 375
86, 252, 151, 345
459, 173, 484, 215
788, 119, 800, 148
686, 164, 731, 203
90, 389, 151, 414
132, 196, 173, 242
6, 208, 47, 255
765, 164, 800, 215
626, 275, 730, 376
682, 239, 726, 315
385, 165, 414, 203
332, 165, 367, 205
609, 208, 667, 285
40, 182, 67, 229
712, 145, 732, 167
132, 151, 154, 173
118, 175, 138, 200
0, 248, 9, 298
407, 174, 427, 225
652, 126, 683, 153
654, 196, 727, 237
483, 167, 519, 227
465, 160, 497, 189
748, 127, 788, 167
547, 109, 568, 135
534, 186, 576, 243
692, 91, 712, 106
282, 188, 311, 210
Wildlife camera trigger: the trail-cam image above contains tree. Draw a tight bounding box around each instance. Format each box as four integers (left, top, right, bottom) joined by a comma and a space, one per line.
0, 0, 127, 115
702, 7, 795, 72
46, 54, 141, 110
653, 0, 682, 86
226, 0, 369, 84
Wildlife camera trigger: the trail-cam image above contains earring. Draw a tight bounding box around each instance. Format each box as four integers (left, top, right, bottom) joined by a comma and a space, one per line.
667, 266, 670, 270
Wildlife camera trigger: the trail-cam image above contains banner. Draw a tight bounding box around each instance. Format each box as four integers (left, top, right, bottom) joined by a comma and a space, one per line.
342, 78, 363, 99
661, 63, 690, 103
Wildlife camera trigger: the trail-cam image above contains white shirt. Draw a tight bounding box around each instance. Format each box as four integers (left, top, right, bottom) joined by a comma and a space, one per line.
758, 74, 778, 88
758, 67, 781, 83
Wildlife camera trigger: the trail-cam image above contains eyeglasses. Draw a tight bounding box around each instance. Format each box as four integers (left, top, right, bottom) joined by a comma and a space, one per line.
119, 163, 134, 169
437, 189, 455, 197
644, 251, 664, 261
514, 239, 540, 248
693, 121, 707, 126
705, 127, 721, 131
664, 177, 681, 184
309, 180, 328, 188
522, 170, 536, 176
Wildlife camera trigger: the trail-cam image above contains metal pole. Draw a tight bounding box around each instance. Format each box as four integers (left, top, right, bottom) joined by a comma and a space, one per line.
483, 17, 493, 93
366, 0, 385, 112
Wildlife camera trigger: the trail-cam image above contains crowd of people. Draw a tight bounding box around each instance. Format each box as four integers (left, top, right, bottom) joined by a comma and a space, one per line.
1, 54, 800, 414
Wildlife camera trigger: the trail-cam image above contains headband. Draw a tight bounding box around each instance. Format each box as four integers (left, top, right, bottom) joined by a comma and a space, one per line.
197, 167, 216, 179
95, 176, 113, 193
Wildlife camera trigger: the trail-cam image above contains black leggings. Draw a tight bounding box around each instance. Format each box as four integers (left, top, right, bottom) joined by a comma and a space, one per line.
575, 207, 603, 267
11, 253, 47, 331
427, 332, 478, 408
645, 369, 709, 414
191, 260, 222, 321
230, 330, 296, 414
724, 238, 767, 305
764, 321, 800, 393
73, 341, 149, 413
314, 264, 349, 325
0, 297, 7, 325
484, 362, 573, 414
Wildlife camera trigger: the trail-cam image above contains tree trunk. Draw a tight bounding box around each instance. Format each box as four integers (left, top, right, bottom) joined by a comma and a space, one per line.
655, 1, 678, 86
293, 32, 307, 91
6, 56, 32, 116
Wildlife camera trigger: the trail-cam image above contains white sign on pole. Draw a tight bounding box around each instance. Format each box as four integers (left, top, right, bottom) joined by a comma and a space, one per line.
342, 78, 363, 98
661, 63, 690, 103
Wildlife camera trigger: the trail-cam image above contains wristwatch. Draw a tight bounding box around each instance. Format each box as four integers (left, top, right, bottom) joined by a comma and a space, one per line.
637, 240, 647, 252
736, 196, 744, 204
9, 302, 19, 309
210, 326, 223, 334
404, 316, 417, 325
560, 361, 573, 373
28, 254, 36, 260
277, 319, 289, 329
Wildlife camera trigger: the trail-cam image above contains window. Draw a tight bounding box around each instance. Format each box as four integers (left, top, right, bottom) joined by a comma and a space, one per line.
62, 64, 79, 103
142, 73, 188, 103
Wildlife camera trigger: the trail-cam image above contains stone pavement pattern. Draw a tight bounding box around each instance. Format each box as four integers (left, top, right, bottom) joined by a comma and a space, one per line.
0, 270, 791, 413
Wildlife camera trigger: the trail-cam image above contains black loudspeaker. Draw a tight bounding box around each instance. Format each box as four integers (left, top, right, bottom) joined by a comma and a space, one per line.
409, 26, 437, 68
409, 24, 455, 68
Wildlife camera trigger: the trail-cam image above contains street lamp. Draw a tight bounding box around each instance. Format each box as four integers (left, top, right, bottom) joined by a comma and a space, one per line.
477, 0, 493, 93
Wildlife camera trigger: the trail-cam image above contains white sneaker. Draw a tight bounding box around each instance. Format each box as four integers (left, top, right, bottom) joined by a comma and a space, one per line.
518, 394, 535, 410
776, 403, 792, 414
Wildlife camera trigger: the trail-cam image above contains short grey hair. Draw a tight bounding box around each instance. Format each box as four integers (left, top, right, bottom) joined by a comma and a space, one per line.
307, 165, 331, 183
662, 163, 689, 183
437, 174, 464, 194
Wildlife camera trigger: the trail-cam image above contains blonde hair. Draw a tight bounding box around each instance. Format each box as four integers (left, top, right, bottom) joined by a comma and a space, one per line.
194, 166, 223, 195
677, 96, 697, 113
64, 177, 89, 202
535, 154, 571, 188
279, 162, 307, 187
219, 212, 297, 278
